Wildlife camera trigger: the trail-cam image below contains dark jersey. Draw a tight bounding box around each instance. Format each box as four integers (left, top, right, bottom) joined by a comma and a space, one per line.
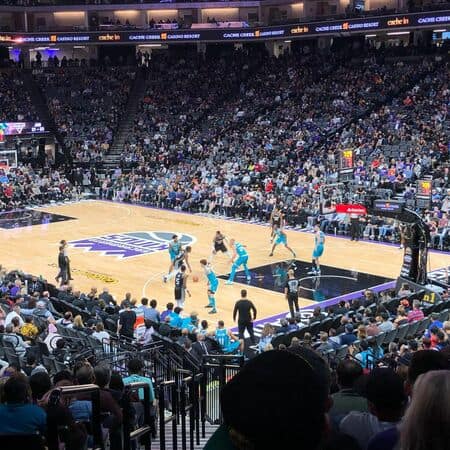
272, 212, 282, 226
285, 278, 299, 297
214, 234, 227, 253
174, 249, 186, 269
58, 252, 67, 268
175, 272, 184, 289
174, 272, 185, 300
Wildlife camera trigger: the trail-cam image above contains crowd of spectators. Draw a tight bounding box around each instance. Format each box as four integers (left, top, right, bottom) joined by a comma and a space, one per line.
94, 43, 450, 248
1, 264, 449, 449
2, 42, 449, 249
0, 164, 73, 211
35, 65, 136, 166
0, 70, 39, 122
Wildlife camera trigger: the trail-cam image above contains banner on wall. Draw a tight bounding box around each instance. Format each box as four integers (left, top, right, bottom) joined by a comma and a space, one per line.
335, 204, 367, 215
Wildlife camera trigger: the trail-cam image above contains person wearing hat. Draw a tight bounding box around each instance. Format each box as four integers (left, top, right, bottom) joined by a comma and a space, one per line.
204, 348, 346, 450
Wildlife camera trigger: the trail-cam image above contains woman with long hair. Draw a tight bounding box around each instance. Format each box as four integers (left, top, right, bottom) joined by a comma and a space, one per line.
400, 370, 450, 450
72, 315, 85, 331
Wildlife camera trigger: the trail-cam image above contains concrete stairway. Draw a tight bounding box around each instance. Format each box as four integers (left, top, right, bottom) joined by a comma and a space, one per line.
103, 69, 147, 171
22, 70, 67, 158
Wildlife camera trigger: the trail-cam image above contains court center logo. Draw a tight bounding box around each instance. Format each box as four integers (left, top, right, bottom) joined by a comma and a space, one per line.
69, 231, 196, 259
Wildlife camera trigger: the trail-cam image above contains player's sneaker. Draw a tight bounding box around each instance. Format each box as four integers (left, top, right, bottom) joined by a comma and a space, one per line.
204, 304, 212, 308
269, 253, 273, 257
163, 275, 167, 283
208, 309, 217, 314
246, 275, 251, 283
292, 253, 297, 258
225, 280, 233, 285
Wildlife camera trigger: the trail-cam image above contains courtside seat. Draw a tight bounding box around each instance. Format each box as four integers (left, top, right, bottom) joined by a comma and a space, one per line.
382, 328, 397, 345
375, 332, 385, 347
407, 320, 420, 337
438, 309, 450, 323
309, 321, 322, 337
395, 323, 409, 342
319, 317, 334, 333
271, 333, 289, 349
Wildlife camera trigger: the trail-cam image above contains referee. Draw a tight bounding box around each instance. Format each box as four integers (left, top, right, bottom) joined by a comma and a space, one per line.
349, 212, 360, 241
284, 269, 300, 318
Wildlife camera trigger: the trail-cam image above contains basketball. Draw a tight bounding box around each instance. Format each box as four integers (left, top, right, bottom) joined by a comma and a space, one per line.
192, 275, 199, 282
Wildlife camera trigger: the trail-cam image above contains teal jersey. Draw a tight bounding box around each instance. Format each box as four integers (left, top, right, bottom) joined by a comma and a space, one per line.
315, 231, 325, 246
215, 328, 230, 348
169, 240, 181, 256
235, 242, 248, 257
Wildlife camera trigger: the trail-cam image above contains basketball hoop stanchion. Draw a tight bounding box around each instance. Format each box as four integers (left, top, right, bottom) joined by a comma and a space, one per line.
367, 198, 445, 301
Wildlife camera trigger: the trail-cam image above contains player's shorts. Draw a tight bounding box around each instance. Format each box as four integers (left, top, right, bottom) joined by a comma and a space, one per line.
169, 251, 177, 262
208, 279, 219, 294
223, 341, 241, 354
174, 287, 185, 301
214, 242, 228, 253
312, 244, 324, 259
275, 234, 287, 245
234, 255, 248, 267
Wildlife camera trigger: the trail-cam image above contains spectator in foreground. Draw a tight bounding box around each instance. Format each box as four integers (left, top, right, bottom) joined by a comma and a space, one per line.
0, 375, 46, 434
399, 370, 450, 450
204, 347, 359, 450
330, 359, 368, 422
368, 350, 450, 450
122, 358, 155, 403
340, 368, 407, 449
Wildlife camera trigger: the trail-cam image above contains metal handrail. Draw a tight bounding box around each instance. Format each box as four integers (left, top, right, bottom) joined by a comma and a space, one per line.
56, 384, 103, 450
123, 381, 153, 450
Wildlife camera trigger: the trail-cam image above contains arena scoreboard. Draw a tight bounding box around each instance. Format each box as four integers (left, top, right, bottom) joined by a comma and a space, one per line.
340, 149, 354, 169
416, 179, 432, 209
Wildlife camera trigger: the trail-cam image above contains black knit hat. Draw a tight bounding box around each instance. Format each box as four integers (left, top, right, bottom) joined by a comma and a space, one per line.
221, 348, 330, 449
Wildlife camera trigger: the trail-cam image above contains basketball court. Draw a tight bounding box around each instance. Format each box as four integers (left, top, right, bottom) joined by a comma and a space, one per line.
1, 200, 449, 328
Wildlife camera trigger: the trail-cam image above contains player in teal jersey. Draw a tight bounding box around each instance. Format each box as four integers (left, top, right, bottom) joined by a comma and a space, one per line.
200, 258, 219, 314
226, 239, 251, 285
269, 225, 296, 258
309, 224, 325, 276
164, 235, 182, 281
214, 320, 243, 354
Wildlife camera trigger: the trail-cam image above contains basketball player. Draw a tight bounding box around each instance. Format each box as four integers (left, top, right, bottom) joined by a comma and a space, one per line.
210, 231, 232, 262
60, 240, 73, 280
174, 264, 191, 308
164, 235, 182, 282
309, 224, 325, 276
269, 225, 296, 258
200, 259, 218, 314
226, 239, 251, 285
164, 245, 192, 282
270, 206, 284, 242
284, 269, 300, 318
